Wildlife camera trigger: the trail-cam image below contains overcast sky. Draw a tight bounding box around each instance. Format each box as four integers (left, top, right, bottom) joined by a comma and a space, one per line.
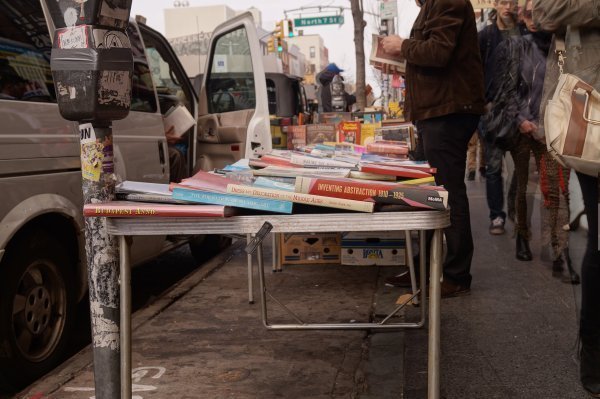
131, 0, 420, 90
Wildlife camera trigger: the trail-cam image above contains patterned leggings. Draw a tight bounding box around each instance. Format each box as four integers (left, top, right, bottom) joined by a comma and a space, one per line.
509, 134, 570, 259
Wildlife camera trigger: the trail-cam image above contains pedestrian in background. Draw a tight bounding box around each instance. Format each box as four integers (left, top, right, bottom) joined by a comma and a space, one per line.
315, 63, 355, 113
533, 1, 600, 396
381, 0, 484, 297
466, 131, 485, 180
495, 1, 579, 285
478, 0, 520, 235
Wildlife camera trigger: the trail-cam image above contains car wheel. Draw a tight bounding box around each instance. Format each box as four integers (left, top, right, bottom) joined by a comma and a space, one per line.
188, 234, 232, 264
0, 229, 75, 391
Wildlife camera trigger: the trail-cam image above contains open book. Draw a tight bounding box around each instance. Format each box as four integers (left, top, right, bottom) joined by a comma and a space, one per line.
163, 104, 196, 137
369, 34, 406, 74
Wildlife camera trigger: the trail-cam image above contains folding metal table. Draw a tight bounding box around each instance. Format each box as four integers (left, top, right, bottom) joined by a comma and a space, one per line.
105, 210, 450, 399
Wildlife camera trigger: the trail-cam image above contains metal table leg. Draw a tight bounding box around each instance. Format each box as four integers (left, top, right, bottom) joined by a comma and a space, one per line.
428, 229, 443, 399
119, 235, 132, 399
405, 230, 419, 305
247, 234, 254, 304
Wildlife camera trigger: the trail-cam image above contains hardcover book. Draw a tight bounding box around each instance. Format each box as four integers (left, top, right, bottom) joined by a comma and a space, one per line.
287, 125, 307, 150
115, 192, 189, 204
251, 166, 352, 179
366, 141, 410, 155
290, 154, 357, 168
306, 124, 337, 145
337, 121, 361, 144
83, 201, 235, 217
360, 164, 432, 179
226, 184, 375, 213
295, 177, 447, 210
172, 187, 293, 214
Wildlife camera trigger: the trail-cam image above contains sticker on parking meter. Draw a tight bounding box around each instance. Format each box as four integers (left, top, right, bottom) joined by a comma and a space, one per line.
79, 123, 96, 144
81, 142, 102, 182
58, 26, 89, 49
63, 7, 79, 27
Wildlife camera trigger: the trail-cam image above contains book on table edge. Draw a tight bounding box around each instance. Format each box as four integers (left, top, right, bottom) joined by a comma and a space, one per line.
251, 166, 351, 178
83, 201, 235, 217
172, 187, 293, 214
226, 184, 375, 213
171, 170, 237, 193
360, 164, 433, 179
295, 177, 448, 210
115, 192, 191, 204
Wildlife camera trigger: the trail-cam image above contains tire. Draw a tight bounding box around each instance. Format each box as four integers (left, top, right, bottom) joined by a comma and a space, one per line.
0, 229, 75, 392
188, 234, 232, 263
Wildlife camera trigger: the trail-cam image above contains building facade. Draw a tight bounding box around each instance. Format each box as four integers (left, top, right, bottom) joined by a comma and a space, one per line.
284, 34, 329, 85
164, 5, 264, 77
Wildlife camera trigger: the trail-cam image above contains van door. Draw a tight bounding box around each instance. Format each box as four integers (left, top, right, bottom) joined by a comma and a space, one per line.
196, 12, 271, 172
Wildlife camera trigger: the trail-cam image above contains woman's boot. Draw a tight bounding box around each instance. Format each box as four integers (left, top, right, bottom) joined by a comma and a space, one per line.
581, 334, 600, 397
516, 233, 532, 261
563, 248, 581, 284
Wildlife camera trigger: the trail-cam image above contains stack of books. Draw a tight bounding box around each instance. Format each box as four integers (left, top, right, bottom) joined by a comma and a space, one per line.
91, 145, 448, 217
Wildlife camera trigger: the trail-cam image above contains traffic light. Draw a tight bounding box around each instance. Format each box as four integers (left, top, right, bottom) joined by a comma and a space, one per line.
267, 36, 275, 53
276, 37, 283, 52
287, 20, 294, 37
274, 20, 284, 39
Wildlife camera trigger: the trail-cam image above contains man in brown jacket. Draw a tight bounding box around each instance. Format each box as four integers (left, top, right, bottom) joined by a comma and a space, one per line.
382, 0, 484, 297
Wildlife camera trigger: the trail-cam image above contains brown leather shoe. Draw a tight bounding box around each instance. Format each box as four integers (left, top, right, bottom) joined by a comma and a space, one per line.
440, 280, 470, 298
384, 270, 415, 288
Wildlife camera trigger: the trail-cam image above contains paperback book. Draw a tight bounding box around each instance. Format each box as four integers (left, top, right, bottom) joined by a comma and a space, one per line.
226, 184, 374, 213
172, 187, 293, 214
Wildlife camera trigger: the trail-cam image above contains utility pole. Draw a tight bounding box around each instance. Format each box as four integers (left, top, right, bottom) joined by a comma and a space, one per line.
350, 0, 366, 111
43, 1, 134, 397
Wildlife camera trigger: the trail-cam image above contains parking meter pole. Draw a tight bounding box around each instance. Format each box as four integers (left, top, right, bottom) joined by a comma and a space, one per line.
43, 1, 134, 397
80, 124, 121, 399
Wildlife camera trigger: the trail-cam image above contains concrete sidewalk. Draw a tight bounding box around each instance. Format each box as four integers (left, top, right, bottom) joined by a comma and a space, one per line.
18, 178, 590, 399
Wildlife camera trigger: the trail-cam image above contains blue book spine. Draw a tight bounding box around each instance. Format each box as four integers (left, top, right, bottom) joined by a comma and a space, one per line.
172, 188, 293, 214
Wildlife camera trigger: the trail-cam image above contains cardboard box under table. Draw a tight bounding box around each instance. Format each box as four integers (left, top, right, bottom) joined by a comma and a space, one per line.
341, 231, 406, 266
279, 233, 341, 265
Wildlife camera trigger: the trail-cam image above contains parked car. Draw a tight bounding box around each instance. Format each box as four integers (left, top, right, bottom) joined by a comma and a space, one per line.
0, 1, 269, 391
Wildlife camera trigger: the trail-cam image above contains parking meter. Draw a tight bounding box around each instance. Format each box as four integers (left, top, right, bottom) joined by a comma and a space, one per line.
331, 75, 347, 112
42, 1, 134, 398
46, 0, 133, 123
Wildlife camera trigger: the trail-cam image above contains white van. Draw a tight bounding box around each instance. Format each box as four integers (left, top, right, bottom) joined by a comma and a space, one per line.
0, 1, 270, 391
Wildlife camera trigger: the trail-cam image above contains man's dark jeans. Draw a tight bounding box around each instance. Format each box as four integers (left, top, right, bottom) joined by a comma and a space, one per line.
416, 113, 479, 288
577, 172, 599, 340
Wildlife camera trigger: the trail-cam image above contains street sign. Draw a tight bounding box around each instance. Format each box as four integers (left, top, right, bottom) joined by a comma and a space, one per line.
294, 15, 344, 27
380, 0, 398, 19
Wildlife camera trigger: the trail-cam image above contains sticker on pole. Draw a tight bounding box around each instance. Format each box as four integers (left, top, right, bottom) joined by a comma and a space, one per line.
58, 25, 89, 49
79, 123, 96, 144
79, 124, 101, 182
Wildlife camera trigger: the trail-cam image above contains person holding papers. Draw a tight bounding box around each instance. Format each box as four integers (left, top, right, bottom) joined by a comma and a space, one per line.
381, 0, 485, 297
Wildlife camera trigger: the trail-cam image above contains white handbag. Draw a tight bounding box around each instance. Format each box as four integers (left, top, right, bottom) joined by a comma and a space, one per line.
545, 37, 600, 177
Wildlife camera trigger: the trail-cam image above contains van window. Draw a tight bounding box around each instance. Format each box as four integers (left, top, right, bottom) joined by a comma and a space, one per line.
143, 39, 190, 115
206, 27, 256, 113
0, 1, 55, 102
127, 24, 157, 113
